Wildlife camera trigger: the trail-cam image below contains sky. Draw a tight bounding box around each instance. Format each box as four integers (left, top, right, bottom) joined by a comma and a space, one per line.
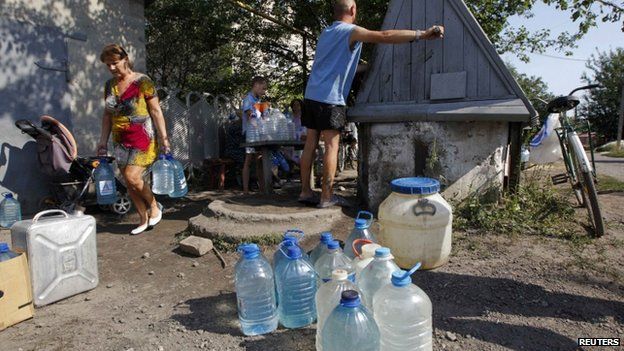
501, 3, 624, 96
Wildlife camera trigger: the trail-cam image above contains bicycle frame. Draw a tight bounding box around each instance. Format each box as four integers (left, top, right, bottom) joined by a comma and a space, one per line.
554, 112, 594, 178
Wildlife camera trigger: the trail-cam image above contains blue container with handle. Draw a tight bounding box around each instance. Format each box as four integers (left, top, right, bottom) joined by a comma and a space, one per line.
275, 245, 317, 328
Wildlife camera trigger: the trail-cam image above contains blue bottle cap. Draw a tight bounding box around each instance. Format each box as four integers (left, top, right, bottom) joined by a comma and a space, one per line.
354, 218, 369, 229
0, 242, 9, 253
390, 177, 440, 195
327, 240, 340, 250
238, 243, 260, 259
340, 290, 361, 307
320, 232, 333, 243
374, 247, 391, 257
4, 193, 13, 199
286, 245, 302, 259
391, 262, 421, 287
158, 154, 167, 160
98, 157, 108, 163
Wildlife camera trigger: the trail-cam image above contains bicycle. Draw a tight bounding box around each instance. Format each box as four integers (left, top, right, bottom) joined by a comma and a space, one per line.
337, 129, 358, 173
541, 84, 605, 237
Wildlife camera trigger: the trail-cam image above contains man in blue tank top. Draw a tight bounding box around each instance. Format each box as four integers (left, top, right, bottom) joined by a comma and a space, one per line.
299, 0, 444, 208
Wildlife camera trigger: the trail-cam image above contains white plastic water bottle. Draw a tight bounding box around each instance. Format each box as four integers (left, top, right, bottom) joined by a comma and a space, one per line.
315, 269, 360, 351
94, 159, 117, 205
0, 193, 21, 228
352, 240, 382, 281
344, 211, 377, 259
234, 243, 278, 336
167, 155, 188, 198
321, 290, 380, 351
314, 240, 355, 283
373, 263, 432, 351
309, 232, 333, 266
357, 247, 400, 307
151, 154, 174, 195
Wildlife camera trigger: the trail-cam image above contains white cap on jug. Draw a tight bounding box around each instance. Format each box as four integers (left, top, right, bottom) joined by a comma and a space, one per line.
331, 269, 349, 281
361, 243, 382, 258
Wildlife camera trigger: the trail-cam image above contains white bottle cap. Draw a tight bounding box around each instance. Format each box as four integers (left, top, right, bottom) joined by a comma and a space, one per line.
331, 269, 349, 281
361, 244, 382, 259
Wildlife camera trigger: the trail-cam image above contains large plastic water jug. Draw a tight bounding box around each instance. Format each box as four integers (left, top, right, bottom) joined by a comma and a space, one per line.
373, 263, 432, 351
344, 211, 377, 259
309, 232, 333, 266
358, 247, 400, 307
273, 230, 308, 269
352, 239, 382, 280
94, 159, 117, 205
0, 193, 22, 228
314, 240, 354, 283
378, 177, 452, 269
321, 290, 380, 351
151, 154, 174, 195
234, 243, 278, 336
167, 155, 188, 198
274, 245, 317, 328
315, 269, 360, 351
0, 242, 19, 262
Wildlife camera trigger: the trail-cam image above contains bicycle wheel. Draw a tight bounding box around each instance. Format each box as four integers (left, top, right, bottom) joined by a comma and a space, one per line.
337, 143, 346, 174
570, 148, 605, 237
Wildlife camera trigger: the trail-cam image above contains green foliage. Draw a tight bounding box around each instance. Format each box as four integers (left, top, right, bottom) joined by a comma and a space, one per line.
507, 62, 555, 122
579, 48, 624, 141
145, 0, 624, 102
597, 175, 624, 192
455, 177, 577, 238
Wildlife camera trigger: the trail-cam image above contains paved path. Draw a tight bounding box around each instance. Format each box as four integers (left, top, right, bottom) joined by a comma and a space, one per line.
593, 153, 624, 181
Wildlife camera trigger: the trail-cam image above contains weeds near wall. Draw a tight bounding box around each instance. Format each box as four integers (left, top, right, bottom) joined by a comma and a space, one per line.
455, 170, 577, 239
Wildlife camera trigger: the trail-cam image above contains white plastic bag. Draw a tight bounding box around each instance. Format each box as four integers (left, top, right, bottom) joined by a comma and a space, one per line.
529, 114, 563, 164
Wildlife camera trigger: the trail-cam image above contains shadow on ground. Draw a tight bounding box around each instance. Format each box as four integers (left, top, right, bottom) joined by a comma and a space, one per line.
172, 272, 623, 351
415, 271, 624, 350
170, 291, 315, 350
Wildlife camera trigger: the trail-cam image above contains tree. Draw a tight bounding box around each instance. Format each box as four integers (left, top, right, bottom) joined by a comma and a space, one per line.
145, 0, 624, 100
579, 48, 624, 141
507, 63, 555, 123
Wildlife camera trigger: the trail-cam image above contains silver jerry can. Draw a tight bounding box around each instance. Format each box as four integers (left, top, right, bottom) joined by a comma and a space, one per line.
10, 210, 98, 306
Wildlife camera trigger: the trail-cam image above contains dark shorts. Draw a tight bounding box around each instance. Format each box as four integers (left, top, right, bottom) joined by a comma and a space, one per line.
302, 99, 347, 131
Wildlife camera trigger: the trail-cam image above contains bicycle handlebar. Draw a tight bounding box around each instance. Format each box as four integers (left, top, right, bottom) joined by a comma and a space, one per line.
568, 84, 601, 96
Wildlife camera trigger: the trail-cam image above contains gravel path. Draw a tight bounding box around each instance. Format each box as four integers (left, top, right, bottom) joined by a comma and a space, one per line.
594, 153, 624, 181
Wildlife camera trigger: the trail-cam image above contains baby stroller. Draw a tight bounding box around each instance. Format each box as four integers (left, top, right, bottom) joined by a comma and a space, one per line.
15, 115, 131, 215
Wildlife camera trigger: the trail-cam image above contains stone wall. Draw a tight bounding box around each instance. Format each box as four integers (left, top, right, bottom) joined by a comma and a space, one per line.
359, 121, 509, 212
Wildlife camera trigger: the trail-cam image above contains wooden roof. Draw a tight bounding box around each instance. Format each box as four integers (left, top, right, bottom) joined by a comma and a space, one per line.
349, 0, 537, 123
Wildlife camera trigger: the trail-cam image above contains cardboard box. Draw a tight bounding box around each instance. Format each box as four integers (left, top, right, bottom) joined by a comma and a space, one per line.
0, 253, 34, 331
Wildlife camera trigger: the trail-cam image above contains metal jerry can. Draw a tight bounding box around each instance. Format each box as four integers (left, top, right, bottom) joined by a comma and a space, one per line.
10, 210, 98, 306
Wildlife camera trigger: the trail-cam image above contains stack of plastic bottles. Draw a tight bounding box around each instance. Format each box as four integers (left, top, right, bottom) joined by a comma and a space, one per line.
233, 218, 433, 350
151, 153, 188, 198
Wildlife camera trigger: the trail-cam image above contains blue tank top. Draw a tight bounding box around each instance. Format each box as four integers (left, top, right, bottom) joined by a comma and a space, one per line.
305, 21, 362, 106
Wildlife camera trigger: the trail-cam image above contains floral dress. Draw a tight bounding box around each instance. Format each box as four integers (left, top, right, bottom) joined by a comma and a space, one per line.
104, 75, 159, 167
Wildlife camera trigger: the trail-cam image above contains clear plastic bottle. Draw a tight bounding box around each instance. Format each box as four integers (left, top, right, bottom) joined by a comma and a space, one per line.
373, 264, 432, 351
151, 154, 174, 195
275, 245, 317, 328
353, 240, 382, 281
358, 247, 400, 307
321, 290, 380, 351
0, 242, 19, 262
314, 240, 354, 283
344, 211, 377, 259
315, 269, 361, 351
309, 232, 333, 266
167, 155, 188, 198
234, 243, 278, 336
94, 158, 118, 205
272, 236, 298, 271
0, 193, 22, 228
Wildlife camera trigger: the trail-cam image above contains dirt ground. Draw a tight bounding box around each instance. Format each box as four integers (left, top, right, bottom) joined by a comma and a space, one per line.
2, 170, 623, 351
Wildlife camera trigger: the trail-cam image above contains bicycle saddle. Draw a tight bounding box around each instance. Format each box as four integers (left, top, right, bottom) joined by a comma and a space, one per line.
546, 95, 580, 113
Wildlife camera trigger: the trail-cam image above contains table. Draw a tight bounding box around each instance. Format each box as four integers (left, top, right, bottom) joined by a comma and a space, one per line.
241, 140, 306, 194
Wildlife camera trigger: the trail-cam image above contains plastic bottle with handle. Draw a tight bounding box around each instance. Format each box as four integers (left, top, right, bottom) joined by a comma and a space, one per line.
314, 240, 355, 284
357, 247, 400, 307
309, 232, 333, 266
94, 158, 117, 205
343, 211, 377, 259
373, 263, 432, 351
167, 154, 188, 198
274, 245, 317, 328
352, 239, 382, 281
151, 154, 174, 195
0, 193, 21, 228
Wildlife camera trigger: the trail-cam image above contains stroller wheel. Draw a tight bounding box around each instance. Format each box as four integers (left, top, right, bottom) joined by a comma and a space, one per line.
112, 192, 132, 215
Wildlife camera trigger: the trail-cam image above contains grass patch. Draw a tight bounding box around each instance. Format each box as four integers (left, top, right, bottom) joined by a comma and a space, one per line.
597, 175, 624, 192
605, 148, 624, 158
454, 178, 578, 239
